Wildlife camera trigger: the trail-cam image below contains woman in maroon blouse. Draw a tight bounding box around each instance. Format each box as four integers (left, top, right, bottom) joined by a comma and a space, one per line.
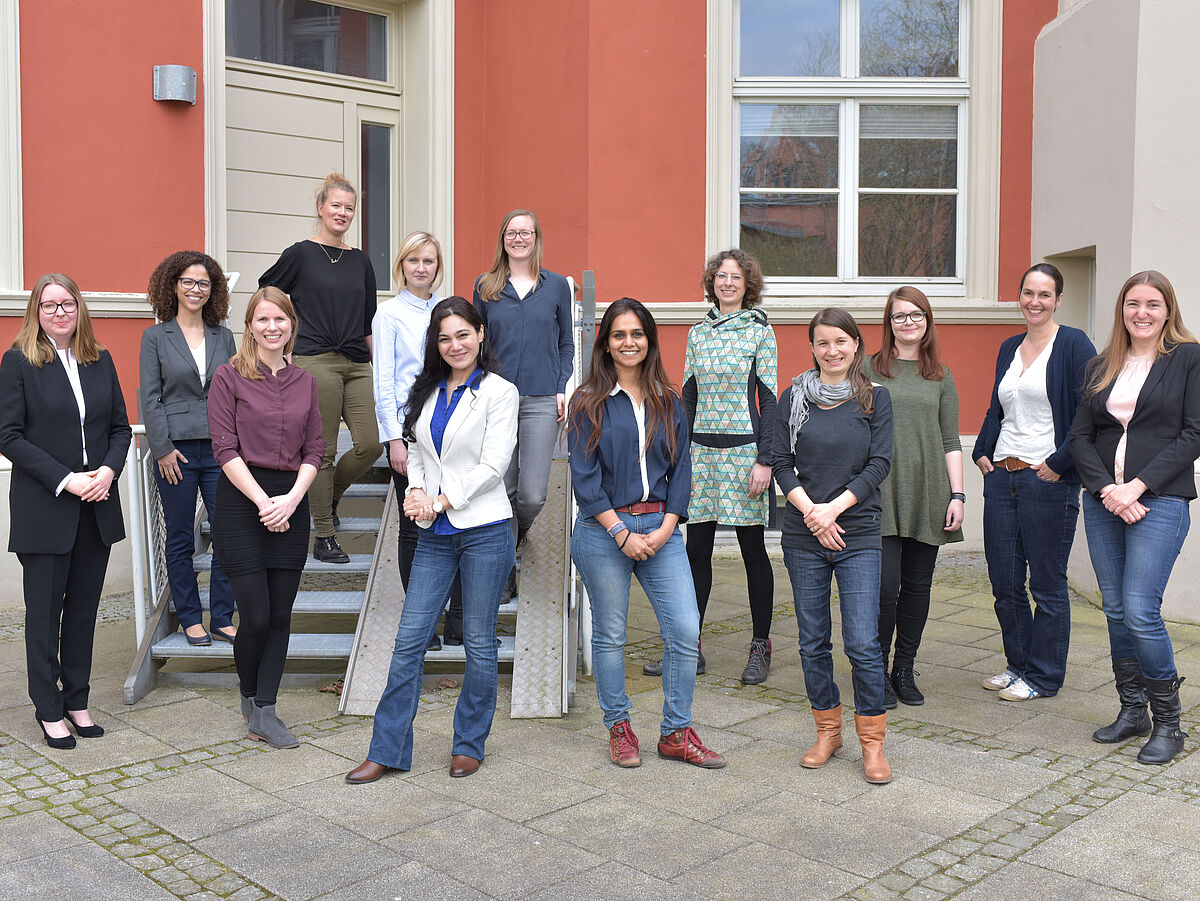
208, 286, 323, 749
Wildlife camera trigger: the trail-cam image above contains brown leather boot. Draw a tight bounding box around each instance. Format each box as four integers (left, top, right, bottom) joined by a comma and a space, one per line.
801, 705, 844, 768
854, 713, 892, 784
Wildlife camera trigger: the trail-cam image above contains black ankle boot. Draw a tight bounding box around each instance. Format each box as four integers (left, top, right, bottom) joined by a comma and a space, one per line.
1138, 674, 1187, 765
1093, 656, 1151, 743
891, 666, 924, 706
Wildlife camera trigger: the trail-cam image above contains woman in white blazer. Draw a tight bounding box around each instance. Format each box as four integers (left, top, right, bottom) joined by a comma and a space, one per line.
346, 297, 518, 783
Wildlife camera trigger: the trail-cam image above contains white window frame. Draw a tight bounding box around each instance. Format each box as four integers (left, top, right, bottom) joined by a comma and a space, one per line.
0, 0, 22, 297
707, 0, 1004, 317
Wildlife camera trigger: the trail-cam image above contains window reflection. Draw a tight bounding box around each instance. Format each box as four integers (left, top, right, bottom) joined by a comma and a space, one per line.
739, 0, 840, 77
860, 0, 959, 77
227, 0, 388, 81
361, 123, 391, 289
859, 194, 956, 277
741, 193, 839, 278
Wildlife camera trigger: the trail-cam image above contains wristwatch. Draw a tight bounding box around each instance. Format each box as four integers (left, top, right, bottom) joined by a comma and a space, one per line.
432, 497, 445, 514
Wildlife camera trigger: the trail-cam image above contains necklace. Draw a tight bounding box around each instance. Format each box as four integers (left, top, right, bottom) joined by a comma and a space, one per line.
318, 242, 345, 264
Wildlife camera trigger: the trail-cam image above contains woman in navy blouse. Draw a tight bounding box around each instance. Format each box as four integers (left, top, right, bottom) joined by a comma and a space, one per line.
208, 287, 323, 750
569, 298, 725, 770
474, 210, 573, 588
346, 297, 518, 783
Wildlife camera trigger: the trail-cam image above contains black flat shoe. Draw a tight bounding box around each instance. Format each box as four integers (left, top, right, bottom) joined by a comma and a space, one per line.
36, 715, 76, 750
185, 628, 212, 646
64, 710, 104, 738
211, 627, 236, 644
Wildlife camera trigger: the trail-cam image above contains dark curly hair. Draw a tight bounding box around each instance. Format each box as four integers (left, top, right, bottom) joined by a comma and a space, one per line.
701, 248, 765, 309
146, 251, 230, 326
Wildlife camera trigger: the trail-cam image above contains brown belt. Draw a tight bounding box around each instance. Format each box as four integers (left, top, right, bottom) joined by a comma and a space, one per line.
994, 457, 1030, 472
614, 501, 666, 515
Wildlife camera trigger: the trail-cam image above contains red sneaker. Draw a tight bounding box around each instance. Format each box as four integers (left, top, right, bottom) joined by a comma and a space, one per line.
608, 720, 641, 767
657, 726, 726, 768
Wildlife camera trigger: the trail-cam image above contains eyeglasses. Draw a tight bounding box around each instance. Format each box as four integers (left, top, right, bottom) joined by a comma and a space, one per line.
39, 300, 78, 315
178, 277, 212, 292
890, 311, 926, 325
503, 229, 535, 241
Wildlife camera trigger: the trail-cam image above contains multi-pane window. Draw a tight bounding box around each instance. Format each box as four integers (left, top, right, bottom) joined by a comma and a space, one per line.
227, 0, 388, 82
736, 0, 965, 284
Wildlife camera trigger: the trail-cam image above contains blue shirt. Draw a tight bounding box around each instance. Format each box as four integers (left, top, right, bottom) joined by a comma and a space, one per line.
372, 288, 441, 442
568, 386, 691, 521
474, 269, 574, 395
429, 370, 504, 535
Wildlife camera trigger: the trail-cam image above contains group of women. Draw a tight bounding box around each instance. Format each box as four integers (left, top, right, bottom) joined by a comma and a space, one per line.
1, 174, 1194, 777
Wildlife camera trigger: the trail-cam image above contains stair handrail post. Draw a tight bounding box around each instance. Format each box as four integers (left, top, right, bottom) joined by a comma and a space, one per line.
127, 427, 148, 646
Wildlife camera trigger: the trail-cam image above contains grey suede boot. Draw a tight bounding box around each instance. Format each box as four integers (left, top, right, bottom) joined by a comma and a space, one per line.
247, 704, 299, 749
240, 695, 254, 723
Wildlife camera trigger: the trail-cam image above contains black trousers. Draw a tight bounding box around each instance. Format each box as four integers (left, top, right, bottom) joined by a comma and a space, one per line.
18, 501, 110, 721
228, 568, 304, 706
389, 466, 462, 636
686, 521, 774, 640
878, 536, 940, 670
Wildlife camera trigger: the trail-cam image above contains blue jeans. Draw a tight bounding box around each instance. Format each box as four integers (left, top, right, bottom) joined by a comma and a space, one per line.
1083, 492, 1189, 680
366, 520, 514, 769
572, 513, 699, 734
783, 545, 886, 716
982, 468, 1080, 695
155, 438, 234, 630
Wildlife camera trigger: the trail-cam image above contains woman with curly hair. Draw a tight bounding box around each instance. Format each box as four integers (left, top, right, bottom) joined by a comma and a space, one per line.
139, 252, 237, 645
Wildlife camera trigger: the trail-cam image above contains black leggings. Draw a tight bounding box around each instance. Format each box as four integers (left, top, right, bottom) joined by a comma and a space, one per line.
686, 522, 774, 640
878, 536, 940, 670
228, 568, 303, 706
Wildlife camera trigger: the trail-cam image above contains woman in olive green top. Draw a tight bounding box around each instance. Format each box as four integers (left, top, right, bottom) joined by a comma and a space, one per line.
870, 287, 965, 707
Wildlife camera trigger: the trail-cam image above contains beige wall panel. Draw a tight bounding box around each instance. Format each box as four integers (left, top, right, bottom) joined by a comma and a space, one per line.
227, 170, 326, 217
226, 128, 344, 180
226, 85, 344, 140
227, 210, 315, 254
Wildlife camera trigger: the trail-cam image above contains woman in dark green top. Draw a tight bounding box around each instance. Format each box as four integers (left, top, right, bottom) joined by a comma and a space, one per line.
869, 287, 965, 708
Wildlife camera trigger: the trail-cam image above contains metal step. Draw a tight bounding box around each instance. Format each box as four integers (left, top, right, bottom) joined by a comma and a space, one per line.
151, 631, 355, 659
192, 553, 373, 574
197, 589, 364, 615
341, 482, 389, 499
200, 515, 383, 537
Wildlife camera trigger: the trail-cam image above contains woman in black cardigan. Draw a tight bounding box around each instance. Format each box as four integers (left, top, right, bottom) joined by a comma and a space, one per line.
1070, 270, 1200, 765
0, 274, 131, 749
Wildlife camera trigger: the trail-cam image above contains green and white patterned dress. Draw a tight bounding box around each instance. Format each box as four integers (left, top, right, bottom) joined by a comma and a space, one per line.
683, 306, 778, 526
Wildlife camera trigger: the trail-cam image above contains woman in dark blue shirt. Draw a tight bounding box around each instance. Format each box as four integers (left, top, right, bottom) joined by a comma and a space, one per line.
569, 298, 724, 770
772, 307, 893, 784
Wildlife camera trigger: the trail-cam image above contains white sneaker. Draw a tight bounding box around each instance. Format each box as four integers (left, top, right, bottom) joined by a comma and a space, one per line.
998, 677, 1042, 701
982, 668, 1019, 691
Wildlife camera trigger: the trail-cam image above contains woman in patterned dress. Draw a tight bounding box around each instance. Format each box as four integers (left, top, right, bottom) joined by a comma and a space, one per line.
643, 249, 778, 684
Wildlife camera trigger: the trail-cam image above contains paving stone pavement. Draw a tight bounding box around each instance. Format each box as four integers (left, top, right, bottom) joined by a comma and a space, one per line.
0, 551, 1196, 899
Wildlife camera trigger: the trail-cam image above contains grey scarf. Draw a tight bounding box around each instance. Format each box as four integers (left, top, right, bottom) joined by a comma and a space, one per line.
787, 369, 855, 452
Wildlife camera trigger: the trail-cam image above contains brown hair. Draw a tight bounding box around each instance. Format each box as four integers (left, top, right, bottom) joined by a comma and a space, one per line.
231, 287, 298, 380
872, 285, 944, 381
146, 251, 230, 326
1086, 269, 1198, 396
809, 307, 875, 413
14, 273, 102, 367
569, 298, 679, 460
391, 231, 445, 290
476, 210, 544, 302
701, 248, 765, 309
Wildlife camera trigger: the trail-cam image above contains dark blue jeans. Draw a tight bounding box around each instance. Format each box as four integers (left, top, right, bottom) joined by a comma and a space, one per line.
783, 545, 886, 716
155, 438, 234, 630
1083, 492, 1189, 680
982, 468, 1080, 695
366, 520, 513, 770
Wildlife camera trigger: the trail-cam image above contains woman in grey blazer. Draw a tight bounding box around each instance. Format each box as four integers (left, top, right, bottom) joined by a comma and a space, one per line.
140, 252, 238, 646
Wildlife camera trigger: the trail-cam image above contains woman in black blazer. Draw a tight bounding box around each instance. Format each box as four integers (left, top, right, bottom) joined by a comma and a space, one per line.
140, 252, 238, 646
0, 274, 131, 749
1070, 270, 1200, 765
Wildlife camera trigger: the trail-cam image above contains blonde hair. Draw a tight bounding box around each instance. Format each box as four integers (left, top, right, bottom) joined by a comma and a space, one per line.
1087, 270, 1198, 396
476, 209, 544, 302
391, 231, 445, 290
232, 287, 298, 379
14, 273, 102, 367
316, 172, 356, 211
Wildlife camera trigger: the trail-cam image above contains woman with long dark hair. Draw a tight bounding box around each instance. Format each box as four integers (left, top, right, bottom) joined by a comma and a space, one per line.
259, 172, 383, 565
1071, 270, 1200, 764
773, 308, 893, 783
346, 297, 518, 783
208, 287, 323, 749
870, 287, 964, 707
569, 298, 725, 770
973, 263, 1095, 702
140, 251, 237, 646
0, 274, 131, 748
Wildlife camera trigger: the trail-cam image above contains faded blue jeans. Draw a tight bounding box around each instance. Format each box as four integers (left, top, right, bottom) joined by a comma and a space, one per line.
783, 545, 886, 716
1083, 492, 1189, 680
572, 512, 699, 735
366, 521, 513, 770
